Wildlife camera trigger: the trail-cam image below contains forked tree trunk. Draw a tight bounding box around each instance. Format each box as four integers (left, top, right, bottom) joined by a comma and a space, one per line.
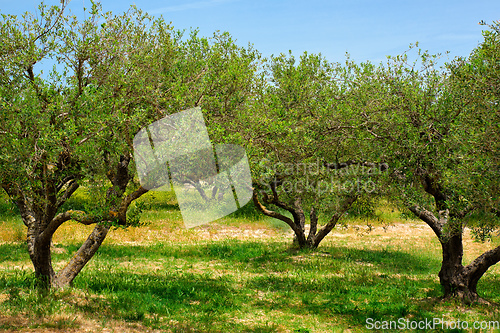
253, 161, 384, 249
439, 234, 500, 303
252, 188, 357, 249
27, 223, 110, 289
410, 205, 500, 304
7, 155, 148, 290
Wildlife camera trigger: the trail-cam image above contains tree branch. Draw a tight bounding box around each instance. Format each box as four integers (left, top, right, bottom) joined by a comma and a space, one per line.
323, 160, 388, 173
252, 190, 304, 237
56, 175, 77, 193
324, 125, 356, 134
26, 65, 49, 105
78, 126, 106, 145
307, 206, 318, 243
39, 210, 99, 243
42, 162, 58, 223
312, 195, 357, 247
117, 186, 149, 221
266, 181, 303, 226
2, 183, 35, 228
32, 0, 68, 44
419, 171, 447, 210
56, 180, 79, 210
463, 244, 500, 292
408, 204, 444, 238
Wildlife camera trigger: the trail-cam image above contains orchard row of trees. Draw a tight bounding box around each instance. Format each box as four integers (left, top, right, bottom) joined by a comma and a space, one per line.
0, 2, 498, 303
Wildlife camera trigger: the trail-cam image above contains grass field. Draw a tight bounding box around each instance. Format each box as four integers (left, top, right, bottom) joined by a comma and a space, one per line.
0, 191, 499, 332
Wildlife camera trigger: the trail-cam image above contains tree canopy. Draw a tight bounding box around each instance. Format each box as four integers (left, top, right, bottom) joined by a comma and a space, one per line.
0, 1, 498, 303
0, 0, 266, 288
344, 41, 500, 302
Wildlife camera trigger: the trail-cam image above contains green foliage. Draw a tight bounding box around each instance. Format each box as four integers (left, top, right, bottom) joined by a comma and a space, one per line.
0, 0, 262, 232
123, 201, 150, 228
445, 22, 500, 221
0, 0, 498, 314
344, 39, 500, 236
467, 211, 500, 242
0, 1, 174, 224
246, 50, 386, 224
158, 28, 263, 146
347, 196, 379, 220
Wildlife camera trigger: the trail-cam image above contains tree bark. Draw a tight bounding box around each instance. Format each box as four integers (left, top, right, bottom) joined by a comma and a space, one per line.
439, 236, 500, 303
54, 224, 110, 288
409, 202, 500, 303
438, 232, 467, 298
252, 188, 356, 249
309, 195, 357, 248
27, 230, 56, 289
6, 154, 149, 290
252, 191, 307, 247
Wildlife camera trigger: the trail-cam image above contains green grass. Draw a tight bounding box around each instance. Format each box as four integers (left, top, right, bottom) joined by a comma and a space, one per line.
1, 240, 499, 332
0, 193, 499, 332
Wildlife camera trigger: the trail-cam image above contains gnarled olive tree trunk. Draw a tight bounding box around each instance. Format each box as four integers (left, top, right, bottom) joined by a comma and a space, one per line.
252, 160, 386, 249
252, 183, 357, 249
409, 205, 500, 304
3, 155, 148, 289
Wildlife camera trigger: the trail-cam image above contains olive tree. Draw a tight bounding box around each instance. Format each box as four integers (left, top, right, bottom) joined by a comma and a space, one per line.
350, 40, 500, 303
0, 2, 174, 289
246, 52, 385, 249
0, 0, 269, 288
147, 28, 264, 203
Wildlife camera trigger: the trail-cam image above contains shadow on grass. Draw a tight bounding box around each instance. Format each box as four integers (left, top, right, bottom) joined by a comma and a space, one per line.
71, 269, 284, 332
327, 246, 440, 274
245, 271, 442, 327
78, 241, 446, 329
2, 239, 499, 332
145, 202, 180, 211
75, 248, 440, 330
85, 240, 440, 275
76, 270, 237, 311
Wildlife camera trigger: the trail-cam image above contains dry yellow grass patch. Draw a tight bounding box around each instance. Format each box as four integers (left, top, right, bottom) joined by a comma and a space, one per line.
0, 221, 26, 243
47, 217, 287, 246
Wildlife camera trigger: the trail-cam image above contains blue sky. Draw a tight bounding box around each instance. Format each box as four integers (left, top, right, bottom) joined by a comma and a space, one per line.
2, 0, 500, 64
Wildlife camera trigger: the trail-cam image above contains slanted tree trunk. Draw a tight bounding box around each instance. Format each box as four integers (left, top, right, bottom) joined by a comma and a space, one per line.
252, 182, 357, 249
54, 224, 110, 288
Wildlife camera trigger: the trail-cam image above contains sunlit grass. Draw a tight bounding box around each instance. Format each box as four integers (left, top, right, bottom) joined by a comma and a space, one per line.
0, 191, 499, 332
